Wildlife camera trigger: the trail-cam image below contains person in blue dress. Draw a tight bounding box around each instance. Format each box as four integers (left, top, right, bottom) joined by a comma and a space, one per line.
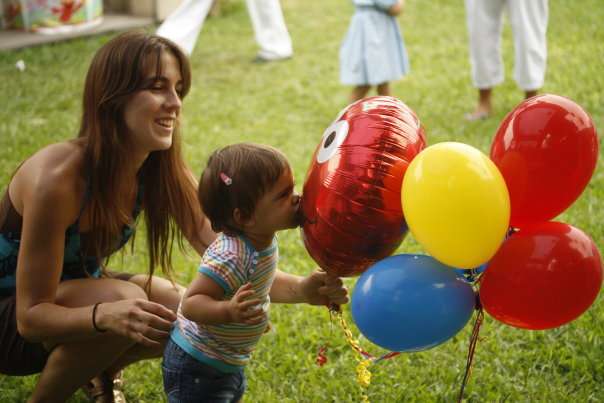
340, 0, 410, 102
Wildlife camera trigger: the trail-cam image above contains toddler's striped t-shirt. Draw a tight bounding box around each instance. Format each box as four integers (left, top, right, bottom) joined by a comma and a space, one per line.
171, 232, 277, 372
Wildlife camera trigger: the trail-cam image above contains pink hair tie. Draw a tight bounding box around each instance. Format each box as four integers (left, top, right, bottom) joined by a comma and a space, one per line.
219, 172, 232, 186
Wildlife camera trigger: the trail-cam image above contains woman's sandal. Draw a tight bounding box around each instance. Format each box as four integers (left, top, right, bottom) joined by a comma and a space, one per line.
81, 371, 126, 403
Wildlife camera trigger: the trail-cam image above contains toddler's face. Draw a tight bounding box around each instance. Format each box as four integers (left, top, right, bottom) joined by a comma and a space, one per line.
251, 168, 301, 234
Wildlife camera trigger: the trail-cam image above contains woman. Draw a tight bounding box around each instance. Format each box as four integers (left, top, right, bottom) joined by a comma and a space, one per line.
0, 32, 347, 403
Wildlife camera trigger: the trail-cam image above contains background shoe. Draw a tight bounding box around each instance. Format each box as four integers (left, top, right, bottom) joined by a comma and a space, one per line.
252, 54, 292, 63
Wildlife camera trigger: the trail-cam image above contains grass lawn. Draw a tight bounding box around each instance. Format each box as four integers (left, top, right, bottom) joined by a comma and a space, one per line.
1, 0, 603, 401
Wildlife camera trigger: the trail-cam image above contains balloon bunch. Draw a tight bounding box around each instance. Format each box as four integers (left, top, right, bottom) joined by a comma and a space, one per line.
302, 95, 602, 400
353, 94, 602, 344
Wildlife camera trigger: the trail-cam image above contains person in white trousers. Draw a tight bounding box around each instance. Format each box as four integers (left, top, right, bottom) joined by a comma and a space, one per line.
246, 0, 293, 61
464, 0, 548, 120
156, 0, 293, 61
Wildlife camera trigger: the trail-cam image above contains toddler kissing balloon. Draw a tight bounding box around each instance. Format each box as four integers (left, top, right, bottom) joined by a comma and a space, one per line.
301, 96, 426, 277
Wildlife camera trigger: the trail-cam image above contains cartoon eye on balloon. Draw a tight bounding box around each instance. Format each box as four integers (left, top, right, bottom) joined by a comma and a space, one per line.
301, 96, 427, 277
316, 119, 349, 163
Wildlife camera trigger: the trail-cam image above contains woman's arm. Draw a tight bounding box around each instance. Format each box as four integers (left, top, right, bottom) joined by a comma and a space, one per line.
189, 215, 217, 256
269, 270, 349, 305
15, 153, 98, 343
15, 146, 176, 347
181, 274, 264, 325
175, 169, 218, 256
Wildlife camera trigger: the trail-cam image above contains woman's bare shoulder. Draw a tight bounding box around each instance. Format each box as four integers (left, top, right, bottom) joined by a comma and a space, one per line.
10, 140, 86, 219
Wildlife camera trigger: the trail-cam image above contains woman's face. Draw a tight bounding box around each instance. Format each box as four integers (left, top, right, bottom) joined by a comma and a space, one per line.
122, 50, 184, 155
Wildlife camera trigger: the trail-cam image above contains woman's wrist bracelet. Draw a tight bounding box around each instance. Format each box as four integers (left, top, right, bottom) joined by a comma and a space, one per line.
92, 302, 107, 333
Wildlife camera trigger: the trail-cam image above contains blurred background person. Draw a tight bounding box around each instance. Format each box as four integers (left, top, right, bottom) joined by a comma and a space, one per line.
464, 0, 549, 120
340, 0, 409, 102
157, 0, 293, 61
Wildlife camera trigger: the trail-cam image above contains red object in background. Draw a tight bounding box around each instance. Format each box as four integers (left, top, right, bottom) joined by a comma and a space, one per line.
315, 345, 328, 367
301, 96, 426, 277
479, 222, 603, 330
490, 94, 598, 228
52, 0, 84, 23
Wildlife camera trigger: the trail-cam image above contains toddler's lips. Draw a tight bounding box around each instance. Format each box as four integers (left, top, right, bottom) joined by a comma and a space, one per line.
294, 199, 306, 227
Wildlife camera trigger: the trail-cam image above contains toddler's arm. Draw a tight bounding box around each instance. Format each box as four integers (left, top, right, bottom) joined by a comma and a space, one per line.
270, 270, 348, 305
181, 276, 265, 325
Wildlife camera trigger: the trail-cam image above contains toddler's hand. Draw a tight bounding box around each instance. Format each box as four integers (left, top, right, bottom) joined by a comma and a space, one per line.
301, 270, 349, 306
227, 283, 266, 325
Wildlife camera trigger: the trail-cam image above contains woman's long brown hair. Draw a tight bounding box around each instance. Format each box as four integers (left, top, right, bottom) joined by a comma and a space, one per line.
78, 31, 204, 280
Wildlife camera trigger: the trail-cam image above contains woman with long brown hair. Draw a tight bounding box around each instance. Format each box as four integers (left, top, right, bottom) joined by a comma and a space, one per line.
0, 31, 348, 403
0, 31, 213, 402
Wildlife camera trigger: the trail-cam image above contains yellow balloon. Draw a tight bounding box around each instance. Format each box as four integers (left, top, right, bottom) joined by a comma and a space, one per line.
402, 142, 510, 269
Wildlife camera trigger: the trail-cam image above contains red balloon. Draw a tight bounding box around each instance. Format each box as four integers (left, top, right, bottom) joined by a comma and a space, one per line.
490, 94, 598, 228
301, 96, 426, 277
479, 222, 603, 330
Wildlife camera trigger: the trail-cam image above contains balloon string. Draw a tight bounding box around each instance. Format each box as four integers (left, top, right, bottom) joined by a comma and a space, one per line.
315, 305, 401, 402
333, 305, 401, 402
330, 306, 371, 402
329, 305, 401, 363
457, 297, 484, 403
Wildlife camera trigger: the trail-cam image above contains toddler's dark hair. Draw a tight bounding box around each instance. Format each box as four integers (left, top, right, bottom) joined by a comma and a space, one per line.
199, 143, 290, 233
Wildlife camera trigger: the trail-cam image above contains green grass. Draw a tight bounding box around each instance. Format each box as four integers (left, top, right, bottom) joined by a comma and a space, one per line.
1, 0, 603, 401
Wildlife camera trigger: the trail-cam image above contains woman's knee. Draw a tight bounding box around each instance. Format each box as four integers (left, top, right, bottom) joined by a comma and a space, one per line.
106, 279, 148, 302
55, 278, 148, 307
128, 275, 183, 312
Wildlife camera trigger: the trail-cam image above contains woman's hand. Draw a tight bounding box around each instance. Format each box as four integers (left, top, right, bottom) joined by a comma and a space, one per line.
226, 283, 265, 325
300, 271, 349, 306
94, 299, 177, 347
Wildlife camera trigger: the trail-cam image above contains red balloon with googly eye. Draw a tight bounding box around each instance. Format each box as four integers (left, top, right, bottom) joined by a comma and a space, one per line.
301, 96, 427, 277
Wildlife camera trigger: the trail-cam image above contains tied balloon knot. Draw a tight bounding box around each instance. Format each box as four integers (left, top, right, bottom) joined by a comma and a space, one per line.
467, 268, 481, 283
356, 359, 372, 388
328, 303, 341, 313
506, 226, 518, 238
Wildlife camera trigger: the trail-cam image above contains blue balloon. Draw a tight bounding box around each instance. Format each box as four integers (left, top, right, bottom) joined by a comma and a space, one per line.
351, 254, 476, 352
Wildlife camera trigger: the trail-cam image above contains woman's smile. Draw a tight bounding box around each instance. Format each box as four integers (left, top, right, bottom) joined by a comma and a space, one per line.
155, 117, 175, 134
